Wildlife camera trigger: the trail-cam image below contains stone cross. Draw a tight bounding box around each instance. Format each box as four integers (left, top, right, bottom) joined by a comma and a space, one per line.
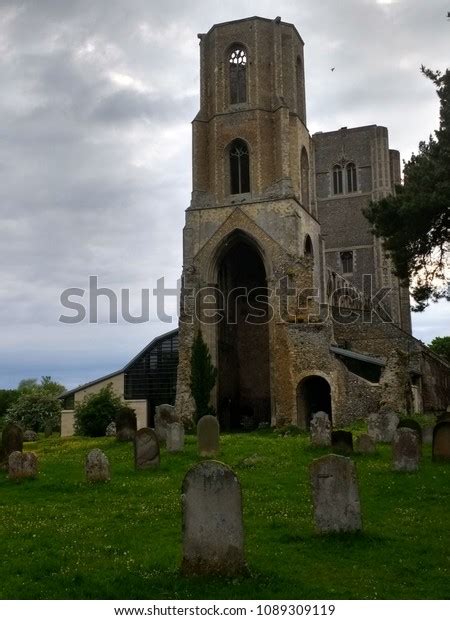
1, 423, 23, 469
85, 449, 110, 482
354, 433, 376, 454
432, 421, 450, 461
134, 428, 160, 469
310, 412, 331, 447
367, 411, 399, 442
392, 428, 421, 472
310, 454, 362, 533
197, 415, 220, 457
154, 404, 178, 444
116, 408, 137, 442
181, 460, 246, 576
8, 451, 38, 481
166, 422, 185, 453
331, 430, 353, 454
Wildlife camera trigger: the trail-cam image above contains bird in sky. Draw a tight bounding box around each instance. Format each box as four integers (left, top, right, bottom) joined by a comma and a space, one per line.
331, 67, 335, 72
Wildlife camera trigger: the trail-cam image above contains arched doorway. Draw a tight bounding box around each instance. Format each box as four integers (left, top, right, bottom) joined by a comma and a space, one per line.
297, 375, 332, 429
216, 231, 271, 431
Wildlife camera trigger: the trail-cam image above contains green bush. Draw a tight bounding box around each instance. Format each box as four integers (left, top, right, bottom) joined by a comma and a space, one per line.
74, 384, 124, 437
6, 390, 61, 432
190, 329, 217, 422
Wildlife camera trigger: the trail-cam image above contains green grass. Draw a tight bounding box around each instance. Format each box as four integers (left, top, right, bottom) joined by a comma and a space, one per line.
0, 430, 449, 600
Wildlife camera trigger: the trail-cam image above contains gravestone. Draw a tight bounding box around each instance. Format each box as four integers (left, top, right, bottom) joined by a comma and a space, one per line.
134, 428, 160, 469
154, 404, 178, 444
397, 418, 422, 442
367, 411, 399, 442
392, 428, 421, 472
105, 421, 116, 437
422, 426, 433, 445
85, 449, 110, 482
331, 430, 353, 454
116, 408, 137, 442
23, 430, 38, 442
354, 433, 376, 454
8, 451, 38, 481
310, 454, 362, 533
432, 421, 450, 462
310, 412, 331, 447
166, 422, 185, 453
181, 460, 246, 576
1, 423, 23, 469
197, 415, 220, 457
44, 421, 53, 438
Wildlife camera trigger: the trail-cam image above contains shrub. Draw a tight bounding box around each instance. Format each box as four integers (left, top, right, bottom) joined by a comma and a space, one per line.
74, 384, 124, 437
190, 330, 217, 422
6, 390, 61, 432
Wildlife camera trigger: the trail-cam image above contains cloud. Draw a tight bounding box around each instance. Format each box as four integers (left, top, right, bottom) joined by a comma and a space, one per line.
0, 0, 448, 388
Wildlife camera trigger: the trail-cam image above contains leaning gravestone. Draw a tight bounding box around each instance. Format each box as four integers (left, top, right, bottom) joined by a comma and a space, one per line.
367, 411, 399, 442
1, 423, 23, 469
134, 428, 160, 469
432, 421, 450, 462
181, 461, 246, 576
397, 418, 422, 443
197, 415, 220, 457
166, 422, 185, 453
310, 454, 362, 533
354, 433, 376, 455
310, 412, 331, 447
154, 404, 178, 444
8, 451, 38, 481
392, 428, 421, 472
85, 449, 110, 482
331, 430, 353, 454
23, 430, 38, 442
116, 408, 137, 442
422, 426, 433, 445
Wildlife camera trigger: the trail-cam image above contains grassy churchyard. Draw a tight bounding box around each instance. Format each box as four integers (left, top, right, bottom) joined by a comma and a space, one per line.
0, 427, 449, 600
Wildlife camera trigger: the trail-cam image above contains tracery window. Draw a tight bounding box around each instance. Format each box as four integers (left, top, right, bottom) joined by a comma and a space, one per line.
230, 139, 250, 194
229, 46, 247, 104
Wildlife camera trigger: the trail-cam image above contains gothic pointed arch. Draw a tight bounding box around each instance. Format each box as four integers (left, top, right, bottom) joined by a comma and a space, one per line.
228, 138, 250, 195
228, 44, 247, 105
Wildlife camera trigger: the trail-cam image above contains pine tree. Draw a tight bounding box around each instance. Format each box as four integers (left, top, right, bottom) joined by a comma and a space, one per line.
190, 330, 218, 422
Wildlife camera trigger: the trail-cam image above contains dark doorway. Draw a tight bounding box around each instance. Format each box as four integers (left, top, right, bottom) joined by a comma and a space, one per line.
297, 376, 332, 429
217, 233, 271, 431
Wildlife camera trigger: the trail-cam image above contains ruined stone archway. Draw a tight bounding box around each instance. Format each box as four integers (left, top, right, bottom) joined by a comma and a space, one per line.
216, 231, 271, 431
297, 375, 332, 429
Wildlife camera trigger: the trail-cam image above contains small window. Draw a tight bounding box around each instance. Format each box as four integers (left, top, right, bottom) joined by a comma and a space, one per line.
304, 235, 313, 257
333, 164, 343, 194
229, 139, 250, 194
229, 46, 247, 104
301, 148, 310, 209
340, 251, 353, 274
346, 162, 357, 193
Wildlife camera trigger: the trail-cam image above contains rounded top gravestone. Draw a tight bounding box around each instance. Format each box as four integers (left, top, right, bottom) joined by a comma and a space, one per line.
392, 427, 421, 472
181, 460, 246, 576
134, 428, 160, 469
197, 415, 220, 457
354, 433, 376, 454
432, 421, 450, 462
116, 408, 137, 442
310, 411, 331, 447
397, 418, 422, 443
85, 449, 110, 482
166, 422, 185, 453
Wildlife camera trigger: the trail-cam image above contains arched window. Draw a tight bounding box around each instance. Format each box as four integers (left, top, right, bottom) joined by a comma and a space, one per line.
301, 147, 310, 209
304, 235, 313, 258
346, 162, 357, 192
340, 251, 354, 274
229, 46, 247, 105
229, 139, 250, 194
333, 164, 343, 194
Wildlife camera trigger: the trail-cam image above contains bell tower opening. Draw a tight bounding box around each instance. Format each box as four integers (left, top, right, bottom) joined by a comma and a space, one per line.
216, 232, 271, 431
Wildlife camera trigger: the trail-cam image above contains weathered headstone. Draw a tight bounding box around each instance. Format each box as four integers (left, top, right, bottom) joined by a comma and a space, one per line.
422, 426, 433, 445
331, 430, 353, 454
354, 433, 376, 454
154, 404, 178, 444
116, 408, 137, 442
392, 428, 421, 472
181, 461, 246, 576
432, 421, 450, 462
44, 420, 53, 438
367, 411, 399, 442
105, 421, 116, 437
8, 451, 38, 481
310, 454, 362, 533
197, 415, 220, 457
310, 411, 331, 447
23, 430, 38, 442
1, 423, 23, 469
134, 428, 160, 469
85, 449, 110, 482
397, 418, 422, 442
166, 422, 185, 453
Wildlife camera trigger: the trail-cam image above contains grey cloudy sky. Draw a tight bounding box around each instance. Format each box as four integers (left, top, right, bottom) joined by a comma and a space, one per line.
0, 0, 449, 389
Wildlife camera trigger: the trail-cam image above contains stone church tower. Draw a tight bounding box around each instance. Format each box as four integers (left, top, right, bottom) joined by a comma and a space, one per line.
175, 16, 346, 429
